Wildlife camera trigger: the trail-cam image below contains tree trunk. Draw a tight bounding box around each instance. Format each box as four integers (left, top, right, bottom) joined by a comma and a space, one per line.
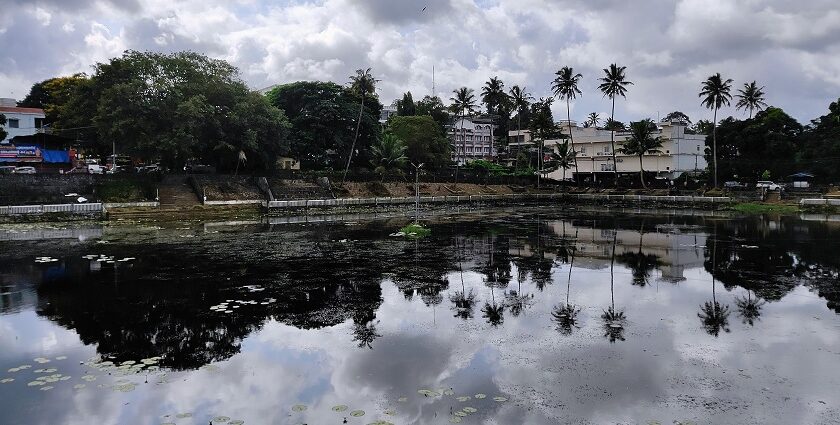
343, 93, 365, 184
567, 99, 578, 179
639, 154, 646, 189
610, 96, 618, 185
712, 107, 718, 188
454, 111, 465, 187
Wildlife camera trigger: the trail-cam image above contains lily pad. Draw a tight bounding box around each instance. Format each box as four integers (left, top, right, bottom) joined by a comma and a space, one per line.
474, 393, 486, 399
456, 396, 471, 402
454, 411, 468, 417
443, 389, 455, 396
73, 384, 86, 390
211, 416, 230, 423
1, 378, 14, 383
397, 397, 408, 403
229, 421, 244, 425
40, 386, 54, 391
332, 405, 348, 412
291, 404, 307, 412
449, 417, 462, 423
175, 413, 192, 418
463, 407, 477, 413
493, 396, 508, 402
350, 410, 365, 417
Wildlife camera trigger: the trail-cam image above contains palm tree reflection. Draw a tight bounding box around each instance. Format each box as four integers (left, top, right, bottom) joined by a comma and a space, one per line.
699, 223, 731, 336
735, 290, 765, 326
553, 229, 581, 334
352, 309, 381, 349
450, 289, 476, 320
602, 224, 627, 342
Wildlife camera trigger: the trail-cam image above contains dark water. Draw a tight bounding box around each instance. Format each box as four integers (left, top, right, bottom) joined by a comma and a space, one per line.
1, 208, 839, 425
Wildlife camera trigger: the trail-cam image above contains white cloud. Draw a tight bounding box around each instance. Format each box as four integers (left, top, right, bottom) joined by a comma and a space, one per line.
1, 0, 839, 123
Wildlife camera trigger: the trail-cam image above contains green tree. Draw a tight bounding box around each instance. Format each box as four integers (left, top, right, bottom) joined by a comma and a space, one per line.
598, 64, 633, 180
699, 72, 733, 188
585, 112, 600, 128
798, 98, 840, 182
662, 111, 691, 124
396, 91, 416, 116
735, 81, 768, 119
711, 107, 802, 182
509, 85, 533, 155
689, 119, 713, 135
370, 132, 407, 181
604, 118, 625, 131
415, 95, 450, 131
344, 68, 379, 182
618, 119, 664, 188
267, 81, 381, 170
19, 74, 88, 123
529, 98, 557, 184
449, 87, 478, 174
387, 115, 451, 169
544, 140, 577, 180
552, 66, 583, 177
59, 51, 290, 171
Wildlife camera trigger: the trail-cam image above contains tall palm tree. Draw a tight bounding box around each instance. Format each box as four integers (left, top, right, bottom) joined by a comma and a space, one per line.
509, 85, 533, 156
481, 76, 507, 115
618, 119, 664, 189
699, 73, 733, 188
585, 112, 600, 128
343, 68, 378, 184
735, 81, 767, 119
552, 66, 583, 177
449, 87, 477, 185
598, 64, 633, 182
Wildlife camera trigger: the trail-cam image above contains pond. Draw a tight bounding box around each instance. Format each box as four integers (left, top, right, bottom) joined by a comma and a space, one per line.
1, 208, 839, 424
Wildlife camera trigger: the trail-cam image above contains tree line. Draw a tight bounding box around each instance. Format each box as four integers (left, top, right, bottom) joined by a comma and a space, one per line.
13, 50, 840, 184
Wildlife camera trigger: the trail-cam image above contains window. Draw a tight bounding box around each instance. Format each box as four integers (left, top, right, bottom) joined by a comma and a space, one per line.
665, 150, 670, 154
697, 145, 701, 151
8, 118, 19, 128
580, 147, 586, 154
603, 146, 610, 153
35, 118, 45, 128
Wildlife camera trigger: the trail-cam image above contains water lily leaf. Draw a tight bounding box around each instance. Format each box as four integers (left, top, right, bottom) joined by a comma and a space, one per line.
463, 407, 477, 413
350, 410, 365, 417
493, 396, 507, 402
332, 405, 348, 412
474, 394, 486, 399
449, 417, 462, 423
291, 404, 307, 412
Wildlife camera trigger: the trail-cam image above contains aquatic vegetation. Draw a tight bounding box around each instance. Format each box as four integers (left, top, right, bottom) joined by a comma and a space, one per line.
350, 410, 365, 417
332, 405, 348, 412
291, 405, 307, 412
399, 223, 431, 238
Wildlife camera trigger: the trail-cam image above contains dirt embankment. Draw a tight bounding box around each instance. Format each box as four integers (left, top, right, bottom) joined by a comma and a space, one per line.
335, 182, 519, 198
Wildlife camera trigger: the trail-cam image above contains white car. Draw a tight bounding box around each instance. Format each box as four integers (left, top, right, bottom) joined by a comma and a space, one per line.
756, 181, 781, 191
14, 166, 36, 174
87, 164, 105, 174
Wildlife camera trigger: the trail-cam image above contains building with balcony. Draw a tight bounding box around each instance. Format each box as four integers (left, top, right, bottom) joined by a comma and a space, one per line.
448, 116, 497, 165
544, 120, 707, 182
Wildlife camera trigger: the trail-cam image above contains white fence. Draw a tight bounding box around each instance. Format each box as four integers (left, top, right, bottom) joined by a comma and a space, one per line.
0, 203, 104, 216
800, 198, 840, 206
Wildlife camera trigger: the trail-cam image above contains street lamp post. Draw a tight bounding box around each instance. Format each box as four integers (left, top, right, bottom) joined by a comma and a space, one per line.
412, 162, 424, 224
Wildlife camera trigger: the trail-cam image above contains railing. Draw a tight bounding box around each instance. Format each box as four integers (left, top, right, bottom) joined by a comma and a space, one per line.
0, 203, 104, 216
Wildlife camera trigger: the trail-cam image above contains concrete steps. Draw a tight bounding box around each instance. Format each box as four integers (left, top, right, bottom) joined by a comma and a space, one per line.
158, 176, 200, 209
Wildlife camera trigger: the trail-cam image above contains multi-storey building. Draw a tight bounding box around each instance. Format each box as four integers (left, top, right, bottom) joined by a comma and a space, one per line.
544, 120, 707, 181
0, 98, 46, 144
448, 116, 497, 165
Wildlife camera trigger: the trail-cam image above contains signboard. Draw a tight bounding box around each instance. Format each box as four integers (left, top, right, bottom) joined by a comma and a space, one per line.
0, 144, 42, 163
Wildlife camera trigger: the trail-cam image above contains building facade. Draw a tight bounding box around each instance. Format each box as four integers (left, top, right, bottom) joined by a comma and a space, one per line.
545, 120, 707, 181
448, 116, 497, 165
0, 98, 46, 144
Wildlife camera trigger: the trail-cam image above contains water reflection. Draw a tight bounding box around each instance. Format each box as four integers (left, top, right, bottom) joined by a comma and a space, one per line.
2, 210, 840, 424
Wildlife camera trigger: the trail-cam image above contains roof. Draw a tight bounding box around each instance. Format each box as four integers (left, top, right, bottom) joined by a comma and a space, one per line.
0, 106, 45, 115
789, 172, 815, 179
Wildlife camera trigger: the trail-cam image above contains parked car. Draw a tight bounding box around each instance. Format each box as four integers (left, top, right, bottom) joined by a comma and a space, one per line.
137, 164, 164, 174
724, 181, 747, 189
106, 165, 129, 174
756, 181, 782, 191
87, 164, 105, 174
14, 166, 36, 174
0, 166, 16, 174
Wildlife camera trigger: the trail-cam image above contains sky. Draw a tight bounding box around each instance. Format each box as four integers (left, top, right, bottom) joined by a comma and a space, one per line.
1, 0, 839, 124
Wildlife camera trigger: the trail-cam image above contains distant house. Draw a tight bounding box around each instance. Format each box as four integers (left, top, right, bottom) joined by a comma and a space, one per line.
0, 98, 46, 144
788, 172, 815, 189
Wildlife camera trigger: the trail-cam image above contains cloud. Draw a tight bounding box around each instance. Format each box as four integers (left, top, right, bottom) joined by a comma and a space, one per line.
1, 0, 839, 123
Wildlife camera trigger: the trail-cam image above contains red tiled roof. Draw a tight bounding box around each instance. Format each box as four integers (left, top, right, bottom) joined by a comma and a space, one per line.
0, 106, 45, 115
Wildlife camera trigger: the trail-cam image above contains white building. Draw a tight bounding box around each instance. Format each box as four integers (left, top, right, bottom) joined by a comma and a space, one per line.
379, 102, 398, 124
0, 98, 46, 144
448, 116, 497, 165
545, 120, 707, 181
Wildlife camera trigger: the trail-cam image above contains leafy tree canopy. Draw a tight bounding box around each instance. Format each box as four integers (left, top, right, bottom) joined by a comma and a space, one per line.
55, 51, 290, 171
387, 115, 451, 169
266, 81, 382, 170
19, 74, 88, 123
415, 95, 451, 132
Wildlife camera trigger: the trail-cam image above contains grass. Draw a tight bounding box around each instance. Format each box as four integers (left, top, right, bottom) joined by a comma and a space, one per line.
97, 180, 151, 202
730, 202, 799, 214
399, 223, 431, 238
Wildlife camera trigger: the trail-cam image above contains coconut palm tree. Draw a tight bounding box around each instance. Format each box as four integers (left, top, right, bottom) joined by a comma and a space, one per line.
699, 73, 733, 188
618, 119, 664, 189
481, 76, 507, 115
735, 81, 767, 119
552, 66, 583, 177
585, 112, 600, 128
449, 87, 478, 185
369, 132, 408, 181
544, 140, 577, 180
598, 64, 633, 182
509, 85, 534, 157
343, 68, 378, 184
